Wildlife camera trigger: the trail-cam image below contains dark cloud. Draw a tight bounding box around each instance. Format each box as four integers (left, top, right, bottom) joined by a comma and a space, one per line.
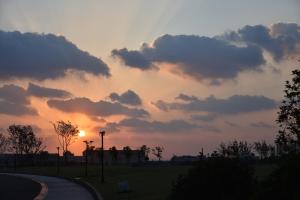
224, 23, 300, 61
113, 23, 300, 83
111, 48, 153, 70
47, 97, 149, 118
0, 84, 38, 116
102, 118, 203, 133
153, 94, 277, 115
112, 34, 265, 82
0, 30, 110, 80
190, 114, 217, 122
109, 90, 142, 106
250, 121, 274, 128
225, 121, 240, 128
27, 83, 72, 98
175, 93, 199, 102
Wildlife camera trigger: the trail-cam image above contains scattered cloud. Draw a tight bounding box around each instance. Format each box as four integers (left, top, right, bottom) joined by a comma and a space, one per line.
190, 113, 217, 122
109, 90, 142, 106
222, 22, 300, 61
225, 121, 240, 128
250, 121, 274, 128
0, 84, 38, 116
112, 34, 265, 83
0, 30, 110, 80
153, 94, 277, 115
47, 97, 149, 118
27, 83, 72, 98
101, 118, 208, 133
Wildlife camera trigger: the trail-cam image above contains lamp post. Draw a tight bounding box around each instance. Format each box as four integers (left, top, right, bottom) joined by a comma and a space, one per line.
83, 140, 93, 176
56, 147, 60, 175
99, 130, 105, 183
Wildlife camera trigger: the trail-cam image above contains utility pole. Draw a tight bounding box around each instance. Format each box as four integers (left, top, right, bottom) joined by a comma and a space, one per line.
83, 140, 93, 177
99, 130, 105, 183
56, 147, 60, 175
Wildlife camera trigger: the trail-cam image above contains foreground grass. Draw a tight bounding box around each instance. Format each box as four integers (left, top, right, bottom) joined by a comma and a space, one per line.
0, 163, 277, 200
1, 164, 191, 200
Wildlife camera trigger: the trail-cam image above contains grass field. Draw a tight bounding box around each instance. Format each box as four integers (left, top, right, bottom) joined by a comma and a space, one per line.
0, 164, 191, 200
0, 163, 277, 200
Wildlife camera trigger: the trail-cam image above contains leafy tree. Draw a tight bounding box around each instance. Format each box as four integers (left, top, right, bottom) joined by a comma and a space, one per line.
109, 146, 118, 162
170, 158, 254, 200
123, 146, 132, 163
7, 124, 45, 155
152, 146, 164, 161
52, 120, 79, 158
276, 69, 300, 154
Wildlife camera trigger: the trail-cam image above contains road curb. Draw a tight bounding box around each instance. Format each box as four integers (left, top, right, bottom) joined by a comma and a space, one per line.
0, 173, 48, 200
33, 181, 48, 200
1, 172, 102, 200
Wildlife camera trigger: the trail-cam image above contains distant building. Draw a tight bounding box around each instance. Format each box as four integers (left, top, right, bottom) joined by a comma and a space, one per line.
83, 148, 146, 165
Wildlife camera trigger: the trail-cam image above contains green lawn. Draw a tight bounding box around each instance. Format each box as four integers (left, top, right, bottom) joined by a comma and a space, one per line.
0, 164, 191, 200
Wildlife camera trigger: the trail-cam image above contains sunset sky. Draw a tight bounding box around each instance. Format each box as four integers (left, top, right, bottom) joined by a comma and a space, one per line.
0, 0, 300, 158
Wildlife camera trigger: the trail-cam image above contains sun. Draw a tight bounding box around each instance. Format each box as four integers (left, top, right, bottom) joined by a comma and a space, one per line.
79, 130, 86, 137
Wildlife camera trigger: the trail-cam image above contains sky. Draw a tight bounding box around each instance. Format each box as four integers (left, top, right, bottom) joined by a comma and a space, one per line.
0, 0, 300, 159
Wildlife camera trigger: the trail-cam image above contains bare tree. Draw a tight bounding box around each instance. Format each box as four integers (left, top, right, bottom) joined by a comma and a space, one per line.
52, 120, 79, 160
152, 146, 164, 161
0, 132, 9, 153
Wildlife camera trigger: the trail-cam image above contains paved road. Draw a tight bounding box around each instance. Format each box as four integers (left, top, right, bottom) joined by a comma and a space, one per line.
0, 174, 41, 200
12, 174, 98, 200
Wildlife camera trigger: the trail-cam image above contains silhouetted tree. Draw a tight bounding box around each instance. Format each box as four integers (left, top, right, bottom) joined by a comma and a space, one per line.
253, 141, 275, 159
109, 146, 118, 163
152, 146, 164, 161
7, 125, 45, 155
170, 158, 254, 200
276, 69, 300, 154
140, 145, 150, 161
123, 146, 132, 163
0, 132, 9, 153
217, 140, 253, 158
52, 120, 79, 162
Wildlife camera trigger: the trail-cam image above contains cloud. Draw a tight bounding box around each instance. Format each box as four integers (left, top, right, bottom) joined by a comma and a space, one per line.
0, 84, 38, 116
27, 83, 72, 98
101, 118, 207, 133
109, 90, 142, 106
223, 23, 300, 61
111, 48, 153, 70
190, 114, 217, 122
47, 97, 149, 118
153, 94, 277, 115
112, 23, 300, 83
112, 34, 265, 82
250, 121, 274, 128
0, 30, 110, 80
225, 121, 240, 128
175, 93, 198, 102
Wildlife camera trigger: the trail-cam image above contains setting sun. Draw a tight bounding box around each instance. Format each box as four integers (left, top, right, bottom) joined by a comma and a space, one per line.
79, 130, 86, 137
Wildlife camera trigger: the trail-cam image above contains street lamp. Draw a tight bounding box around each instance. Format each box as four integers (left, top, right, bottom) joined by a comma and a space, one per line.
99, 130, 105, 183
56, 147, 60, 175
83, 140, 93, 176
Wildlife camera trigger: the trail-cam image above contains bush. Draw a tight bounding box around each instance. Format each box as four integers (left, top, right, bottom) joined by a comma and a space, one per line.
170, 158, 254, 200
257, 154, 300, 200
